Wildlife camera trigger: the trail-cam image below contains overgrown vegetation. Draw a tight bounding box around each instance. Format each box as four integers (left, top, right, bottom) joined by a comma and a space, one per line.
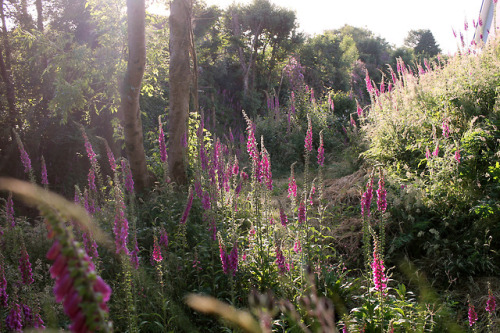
0, 0, 499, 332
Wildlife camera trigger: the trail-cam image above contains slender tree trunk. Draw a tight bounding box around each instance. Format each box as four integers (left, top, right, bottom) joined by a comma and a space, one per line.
231, 12, 261, 98
168, 0, 191, 185
119, 0, 152, 192
0, 0, 11, 72
35, 0, 43, 31
189, 16, 198, 113
35, 0, 49, 115
0, 46, 15, 127
0, 0, 16, 128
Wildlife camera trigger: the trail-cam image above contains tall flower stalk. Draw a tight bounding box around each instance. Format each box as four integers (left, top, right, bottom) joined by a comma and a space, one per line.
371, 234, 387, 331
18, 243, 34, 286
41, 155, 49, 188
6, 192, 15, 228
0, 179, 113, 332
486, 283, 496, 332
14, 129, 35, 183
113, 185, 130, 256
361, 176, 374, 267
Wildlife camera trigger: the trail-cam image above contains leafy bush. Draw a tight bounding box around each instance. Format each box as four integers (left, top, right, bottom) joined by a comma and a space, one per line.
362, 39, 500, 281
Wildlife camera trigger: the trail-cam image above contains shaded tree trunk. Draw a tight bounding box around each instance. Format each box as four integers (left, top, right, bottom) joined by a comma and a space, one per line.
168, 0, 191, 185
230, 12, 261, 97
0, 0, 16, 128
35, 0, 49, 115
119, 0, 152, 192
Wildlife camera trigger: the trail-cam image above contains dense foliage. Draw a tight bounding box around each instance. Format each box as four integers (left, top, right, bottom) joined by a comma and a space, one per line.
0, 0, 499, 332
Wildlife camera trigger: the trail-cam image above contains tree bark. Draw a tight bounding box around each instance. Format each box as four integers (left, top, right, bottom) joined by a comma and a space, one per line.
168, 0, 191, 185
35, 0, 50, 116
119, 0, 152, 192
230, 12, 261, 97
0, 0, 16, 128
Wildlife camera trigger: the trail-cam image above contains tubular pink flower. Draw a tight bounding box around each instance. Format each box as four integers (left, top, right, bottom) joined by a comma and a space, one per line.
287, 177, 297, 199
6, 192, 15, 228
82, 131, 97, 166
93, 276, 112, 303
376, 173, 387, 213
293, 239, 302, 253
486, 291, 496, 313
194, 181, 202, 199
6, 302, 22, 332
468, 303, 478, 326
121, 160, 134, 193
425, 147, 431, 159
454, 149, 461, 163
433, 143, 439, 157
356, 101, 363, 118
380, 80, 385, 93
14, 131, 32, 174
305, 116, 313, 152
219, 243, 228, 274
49, 253, 68, 280
113, 188, 129, 255
152, 238, 163, 263
202, 191, 211, 210
46, 230, 112, 333
41, 156, 49, 186
84, 190, 95, 215
279, 207, 288, 227
275, 244, 289, 274
105, 142, 117, 172
371, 250, 387, 292
33, 312, 45, 329
88, 168, 97, 192
180, 189, 194, 224
22, 304, 33, 326
361, 179, 374, 218
54, 271, 74, 302
442, 120, 450, 138
160, 228, 169, 249
240, 171, 249, 183
260, 150, 273, 190
365, 72, 373, 94
82, 232, 99, 261
19, 247, 34, 285
232, 158, 239, 176
309, 185, 316, 206
0, 262, 8, 307
229, 243, 238, 276
244, 113, 259, 162
298, 201, 306, 223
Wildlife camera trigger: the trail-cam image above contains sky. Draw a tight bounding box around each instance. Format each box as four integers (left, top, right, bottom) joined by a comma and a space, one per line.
197, 0, 484, 54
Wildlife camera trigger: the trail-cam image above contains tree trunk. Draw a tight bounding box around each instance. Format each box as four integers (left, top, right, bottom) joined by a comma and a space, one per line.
119, 0, 151, 192
0, 0, 11, 72
35, 0, 43, 31
0, 0, 16, 128
35, 0, 49, 115
168, 0, 191, 185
